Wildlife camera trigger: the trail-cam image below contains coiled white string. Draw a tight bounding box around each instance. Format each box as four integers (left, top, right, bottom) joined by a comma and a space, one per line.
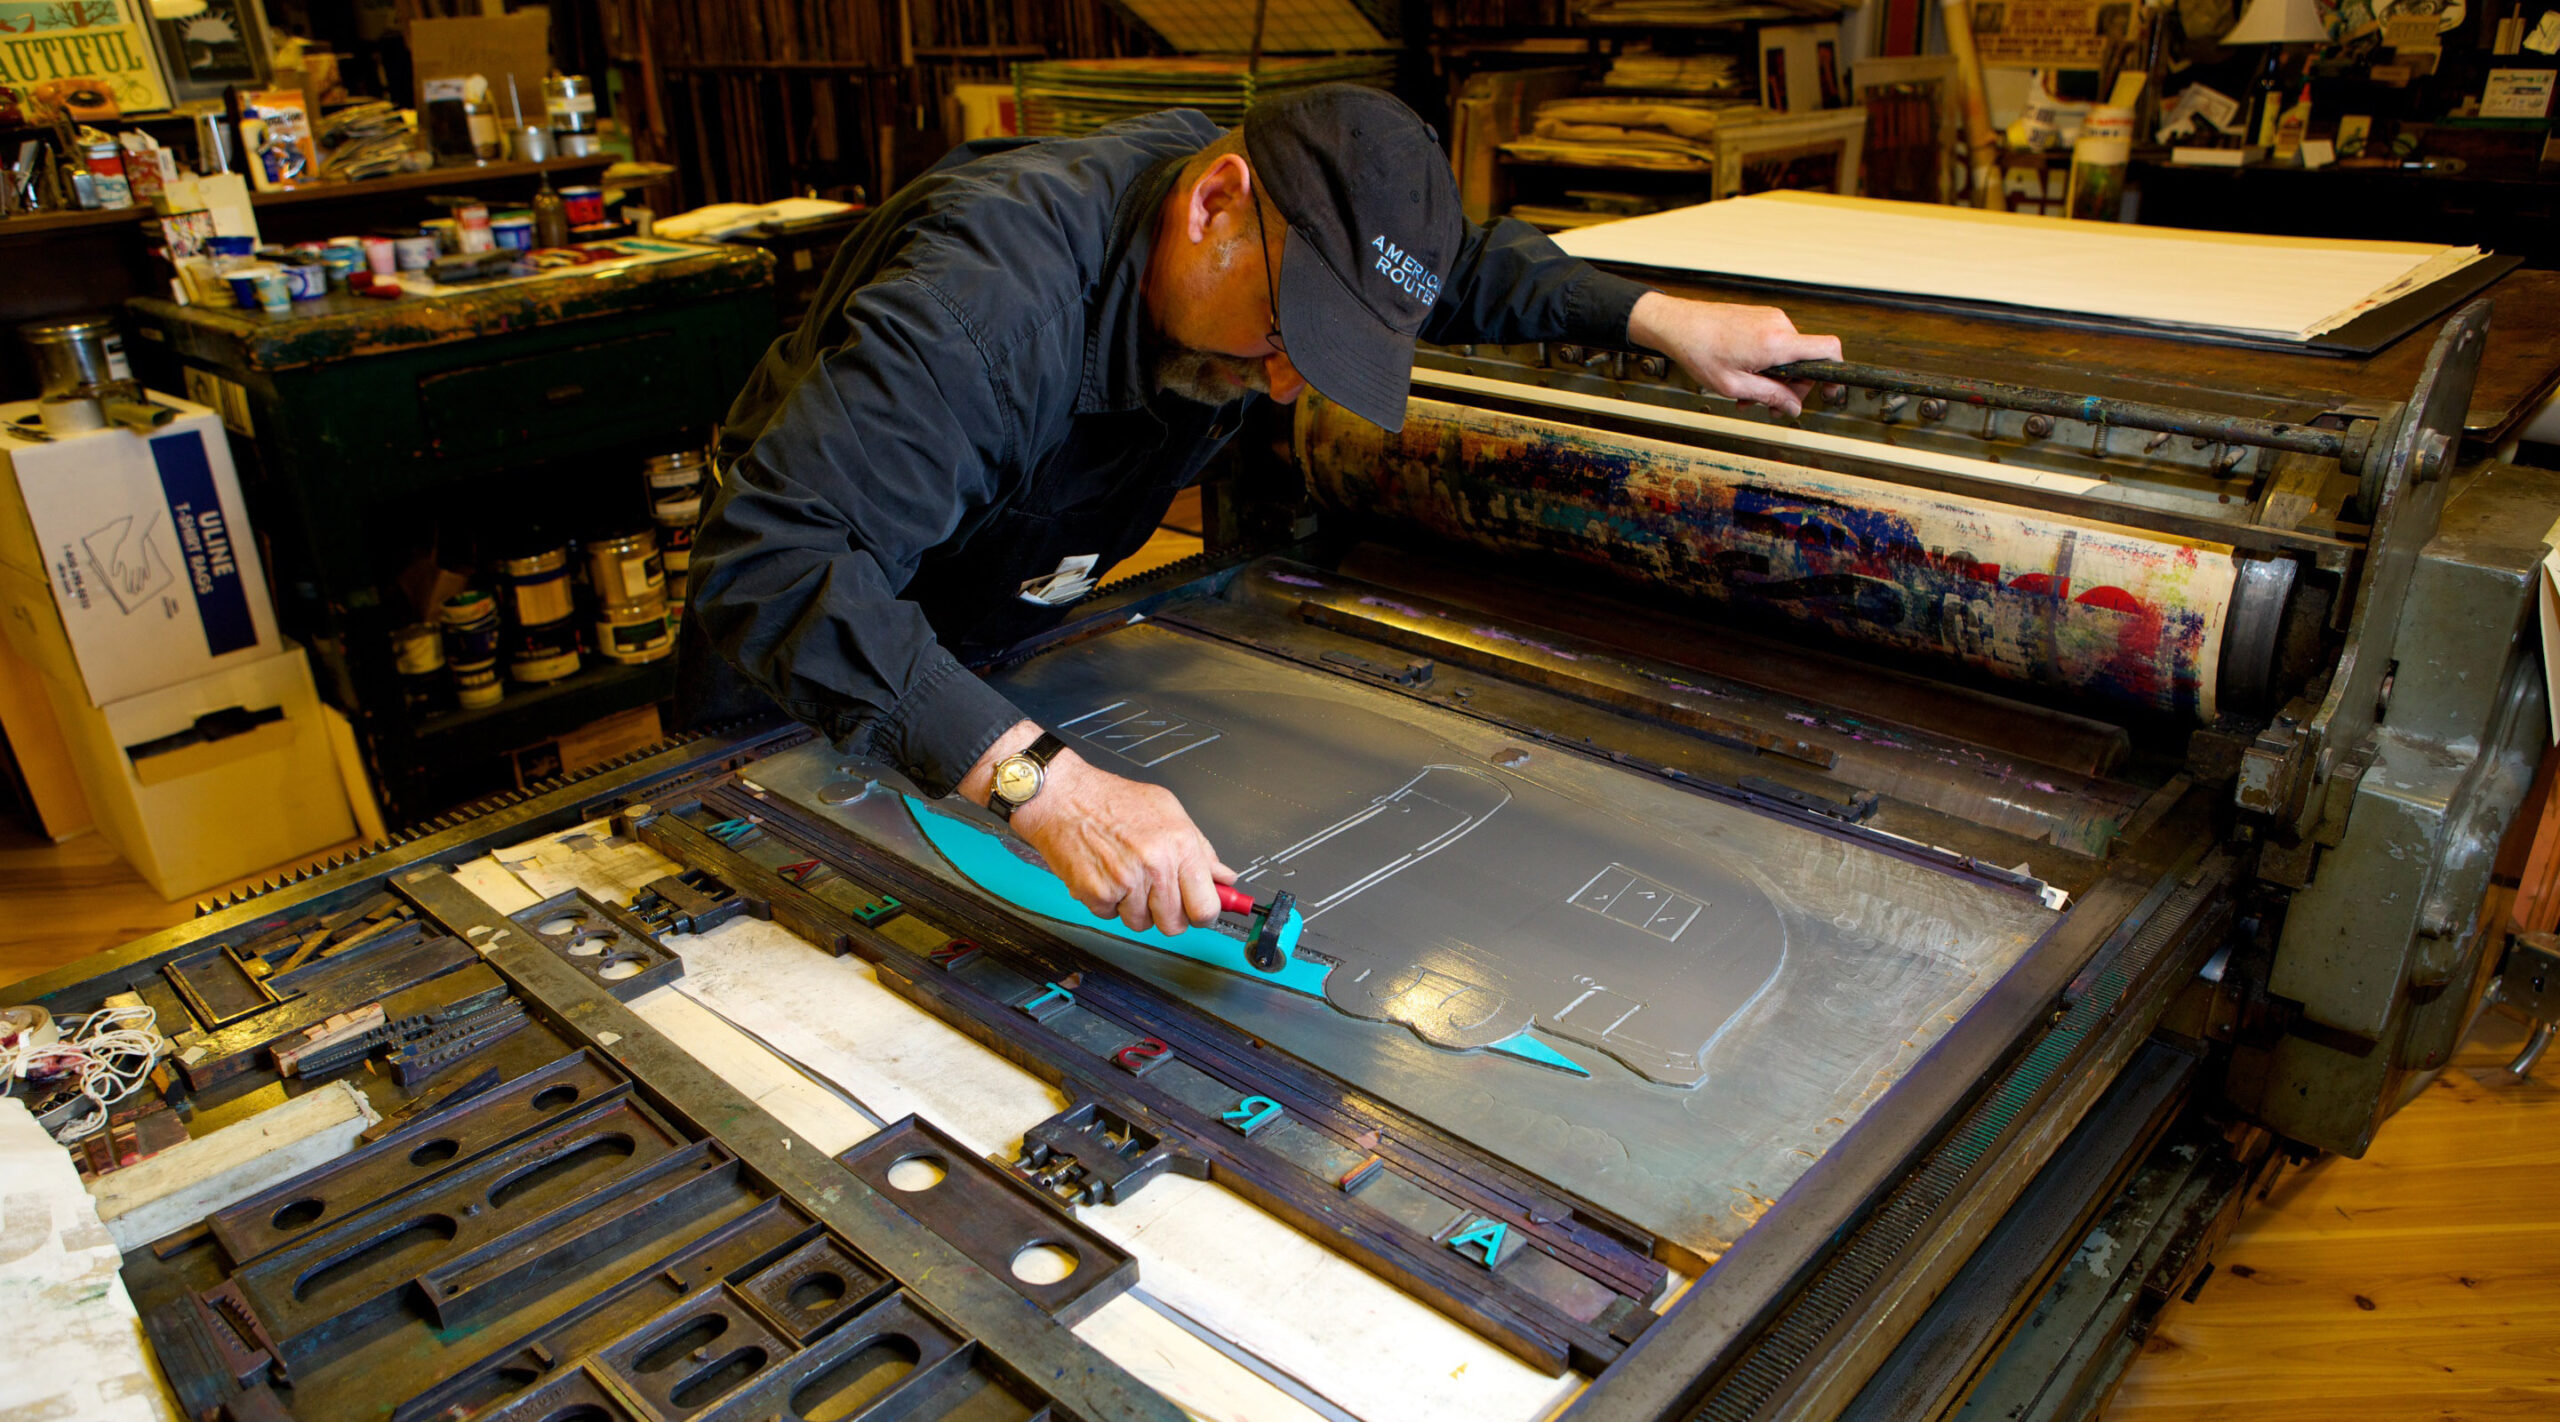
3, 1004, 169, 1142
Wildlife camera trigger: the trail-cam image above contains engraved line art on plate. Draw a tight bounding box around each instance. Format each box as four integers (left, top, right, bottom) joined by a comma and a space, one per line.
1059, 700, 1224, 767
1234, 765, 1512, 921
1568, 863, 1706, 942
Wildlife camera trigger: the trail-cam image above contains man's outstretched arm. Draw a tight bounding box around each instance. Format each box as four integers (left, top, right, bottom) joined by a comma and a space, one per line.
1419, 214, 1840, 415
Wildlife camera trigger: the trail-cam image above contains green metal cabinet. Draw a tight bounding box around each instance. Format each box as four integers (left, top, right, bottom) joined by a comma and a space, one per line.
129, 246, 776, 824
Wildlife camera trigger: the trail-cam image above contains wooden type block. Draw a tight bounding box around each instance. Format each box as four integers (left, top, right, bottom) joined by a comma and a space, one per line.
91, 1078, 379, 1253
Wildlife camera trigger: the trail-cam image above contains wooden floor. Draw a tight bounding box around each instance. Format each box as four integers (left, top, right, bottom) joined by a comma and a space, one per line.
2109, 1011, 2560, 1421
0, 820, 367, 984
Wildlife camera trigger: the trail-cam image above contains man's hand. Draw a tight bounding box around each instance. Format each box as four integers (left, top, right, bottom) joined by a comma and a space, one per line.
1627, 292, 1843, 417
960, 720, 1233, 935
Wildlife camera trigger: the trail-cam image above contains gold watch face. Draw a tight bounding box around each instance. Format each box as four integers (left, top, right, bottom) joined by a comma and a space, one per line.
994, 756, 1042, 805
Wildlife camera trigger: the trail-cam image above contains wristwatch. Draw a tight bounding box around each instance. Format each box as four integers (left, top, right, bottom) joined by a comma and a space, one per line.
988, 732, 1068, 821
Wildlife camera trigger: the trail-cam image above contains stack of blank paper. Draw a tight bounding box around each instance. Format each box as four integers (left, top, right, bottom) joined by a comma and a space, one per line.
1555, 191, 2484, 343
1013, 55, 1394, 136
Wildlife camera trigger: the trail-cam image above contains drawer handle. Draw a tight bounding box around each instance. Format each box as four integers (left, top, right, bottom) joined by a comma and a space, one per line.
545, 383, 587, 404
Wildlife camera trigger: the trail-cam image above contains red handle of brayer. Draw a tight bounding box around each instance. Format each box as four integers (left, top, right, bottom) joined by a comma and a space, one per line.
1216, 885, 1256, 915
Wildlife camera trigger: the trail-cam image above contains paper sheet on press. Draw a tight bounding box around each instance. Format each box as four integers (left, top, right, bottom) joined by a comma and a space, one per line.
1554, 192, 2484, 342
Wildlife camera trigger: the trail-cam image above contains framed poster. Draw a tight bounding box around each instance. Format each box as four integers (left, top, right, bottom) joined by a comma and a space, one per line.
152, 0, 268, 106
1969, 0, 2129, 68
0, 0, 175, 115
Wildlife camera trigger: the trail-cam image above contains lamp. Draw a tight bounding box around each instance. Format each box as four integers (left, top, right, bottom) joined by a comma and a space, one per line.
2223, 0, 2331, 44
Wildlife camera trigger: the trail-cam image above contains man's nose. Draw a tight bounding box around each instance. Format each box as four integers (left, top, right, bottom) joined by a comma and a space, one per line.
1266, 351, 1306, 404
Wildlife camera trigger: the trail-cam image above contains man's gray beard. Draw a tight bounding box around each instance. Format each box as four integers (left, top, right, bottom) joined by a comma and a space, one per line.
1150, 346, 1271, 406
1150, 229, 1272, 407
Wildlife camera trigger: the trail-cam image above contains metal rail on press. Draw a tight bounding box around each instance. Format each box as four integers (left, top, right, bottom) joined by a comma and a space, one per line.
1768, 358, 2360, 464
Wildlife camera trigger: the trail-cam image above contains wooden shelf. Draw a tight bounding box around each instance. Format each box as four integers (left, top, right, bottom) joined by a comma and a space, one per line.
0, 155, 615, 242
409, 655, 676, 759
0, 205, 137, 237
245, 155, 616, 208
658, 60, 902, 74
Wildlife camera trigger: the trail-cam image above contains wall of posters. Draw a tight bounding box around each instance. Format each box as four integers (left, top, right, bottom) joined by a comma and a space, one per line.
0, 0, 173, 115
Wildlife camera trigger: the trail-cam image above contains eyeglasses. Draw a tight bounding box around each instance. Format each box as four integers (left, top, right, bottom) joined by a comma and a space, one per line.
1250, 192, 1286, 355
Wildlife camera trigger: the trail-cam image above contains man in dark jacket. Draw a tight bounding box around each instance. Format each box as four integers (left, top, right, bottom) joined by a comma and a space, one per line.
689, 85, 1839, 939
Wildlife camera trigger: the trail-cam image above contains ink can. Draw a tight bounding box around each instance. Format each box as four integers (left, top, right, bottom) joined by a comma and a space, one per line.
439, 590, 503, 708
391, 622, 445, 712
508, 616, 583, 684
595, 595, 673, 664
585, 528, 664, 606
496, 542, 577, 627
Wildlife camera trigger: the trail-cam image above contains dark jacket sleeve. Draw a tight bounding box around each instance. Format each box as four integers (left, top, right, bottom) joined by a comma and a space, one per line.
1420, 216, 1655, 348
691, 274, 1032, 798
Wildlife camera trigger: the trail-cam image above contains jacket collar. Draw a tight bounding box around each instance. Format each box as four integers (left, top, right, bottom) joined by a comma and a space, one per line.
1077, 154, 1185, 417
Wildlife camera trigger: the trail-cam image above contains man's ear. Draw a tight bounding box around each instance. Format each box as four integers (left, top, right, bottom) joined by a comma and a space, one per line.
1184, 153, 1253, 243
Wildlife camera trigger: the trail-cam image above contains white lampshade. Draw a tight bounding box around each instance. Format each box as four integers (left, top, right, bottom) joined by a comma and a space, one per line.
2224, 0, 2330, 44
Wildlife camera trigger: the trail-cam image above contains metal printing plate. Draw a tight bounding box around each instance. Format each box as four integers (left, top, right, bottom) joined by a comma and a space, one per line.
757, 624, 2059, 1255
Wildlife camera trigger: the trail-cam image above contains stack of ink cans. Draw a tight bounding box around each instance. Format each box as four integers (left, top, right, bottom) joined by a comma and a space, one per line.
642, 446, 709, 628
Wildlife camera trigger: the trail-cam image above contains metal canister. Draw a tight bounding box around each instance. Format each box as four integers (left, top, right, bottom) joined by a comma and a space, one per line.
585, 528, 664, 606
654, 515, 694, 578
509, 617, 583, 684
392, 622, 446, 712
594, 595, 673, 664
642, 446, 710, 499
496, 542, 577, 627
545, 74, 599, 146
645, 449, 707, 573
439, 590, 504, 709
18, 314, 139, 403
452, 662, 503, 709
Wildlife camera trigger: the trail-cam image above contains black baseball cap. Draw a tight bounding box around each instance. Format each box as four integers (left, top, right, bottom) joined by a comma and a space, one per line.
1244, 85, 1462, 433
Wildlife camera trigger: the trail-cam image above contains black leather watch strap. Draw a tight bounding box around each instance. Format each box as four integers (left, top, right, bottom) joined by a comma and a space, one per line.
990, 733, 1069, 821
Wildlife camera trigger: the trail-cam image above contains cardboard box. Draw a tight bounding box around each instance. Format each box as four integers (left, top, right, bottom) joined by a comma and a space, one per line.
0, 626, 91, 840
406, 9, 551, 119
0, 398, 279, 706
34, 642, 355, 900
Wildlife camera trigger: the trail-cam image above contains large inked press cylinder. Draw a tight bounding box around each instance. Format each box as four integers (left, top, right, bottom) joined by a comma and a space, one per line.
1298, 393, 2309, 721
